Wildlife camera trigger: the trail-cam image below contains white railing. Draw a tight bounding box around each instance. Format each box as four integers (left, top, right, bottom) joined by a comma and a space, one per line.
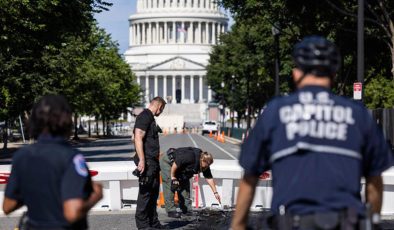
1, 162, 394, 216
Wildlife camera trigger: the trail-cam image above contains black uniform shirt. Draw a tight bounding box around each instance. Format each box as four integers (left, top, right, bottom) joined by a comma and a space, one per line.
5, 135, 92, 230
134, 109, 160, 159
174, 147, 213, 179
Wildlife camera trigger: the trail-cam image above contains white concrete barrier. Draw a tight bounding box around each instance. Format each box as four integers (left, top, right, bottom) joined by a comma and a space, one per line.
1, 162, 394, 216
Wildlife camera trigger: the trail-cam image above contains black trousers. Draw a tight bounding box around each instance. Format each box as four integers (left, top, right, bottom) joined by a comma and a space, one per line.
135, 159, 161, 229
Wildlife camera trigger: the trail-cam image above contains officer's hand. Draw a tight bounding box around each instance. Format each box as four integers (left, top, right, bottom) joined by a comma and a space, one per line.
137, 160, 145, 174
171, 179, 180, 192
91, 182, 103, 202
214, 192, 221, 204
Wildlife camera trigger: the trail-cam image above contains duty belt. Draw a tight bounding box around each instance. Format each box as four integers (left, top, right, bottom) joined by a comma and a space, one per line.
272, 210, 365, 230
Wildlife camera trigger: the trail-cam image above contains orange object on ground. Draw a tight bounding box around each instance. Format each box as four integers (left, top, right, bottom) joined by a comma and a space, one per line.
220, 131, 225, 143
209, 130, 213, 138
157, 175, 165, 207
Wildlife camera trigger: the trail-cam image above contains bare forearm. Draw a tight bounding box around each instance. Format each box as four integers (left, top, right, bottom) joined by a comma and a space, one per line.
64, 183, 103, 223
2, 197, 23, 215
231, 175, 258, 230
366, 176, 383, 213
135, 138, 145, 161
171, 163, 178, 179
206, 178, 217, 193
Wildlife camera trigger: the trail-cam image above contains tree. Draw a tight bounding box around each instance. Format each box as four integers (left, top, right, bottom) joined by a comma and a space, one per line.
216, 0, 394, 109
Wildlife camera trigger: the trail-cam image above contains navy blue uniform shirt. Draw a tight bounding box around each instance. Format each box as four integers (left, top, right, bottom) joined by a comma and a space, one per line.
5, 135, 92, 229
134, 109, 160, 159
240, 86, 392, 216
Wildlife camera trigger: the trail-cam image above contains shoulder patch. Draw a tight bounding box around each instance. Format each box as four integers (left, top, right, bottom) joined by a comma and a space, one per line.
73, 154, 88, 177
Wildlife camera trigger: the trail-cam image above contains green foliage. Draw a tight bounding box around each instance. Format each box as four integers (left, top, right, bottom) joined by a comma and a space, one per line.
0, 0, 141, 127
215, 0, 394, 109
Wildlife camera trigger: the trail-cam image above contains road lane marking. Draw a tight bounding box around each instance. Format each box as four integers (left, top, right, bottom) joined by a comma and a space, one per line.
187, 133, 199, 148
200, 135, 237, 160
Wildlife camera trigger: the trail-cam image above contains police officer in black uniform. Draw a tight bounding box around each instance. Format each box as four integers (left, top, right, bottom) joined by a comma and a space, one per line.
159, 147, 221, 218
231, 36, 393, 230
133, 96, 167, 230
2, 95, 103, 230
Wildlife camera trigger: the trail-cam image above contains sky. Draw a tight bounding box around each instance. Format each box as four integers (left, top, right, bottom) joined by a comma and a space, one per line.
94, 0, 136, 55
94, 1, 233, 55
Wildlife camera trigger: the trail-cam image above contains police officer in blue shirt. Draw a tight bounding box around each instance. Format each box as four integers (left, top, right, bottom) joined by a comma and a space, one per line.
2, 95, 103, 230
231, 36, 393, 230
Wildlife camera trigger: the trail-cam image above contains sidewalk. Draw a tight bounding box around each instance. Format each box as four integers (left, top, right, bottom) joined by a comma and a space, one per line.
0, 208, 260, 230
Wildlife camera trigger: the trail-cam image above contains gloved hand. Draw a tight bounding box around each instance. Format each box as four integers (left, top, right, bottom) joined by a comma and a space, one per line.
171, 179, 180, 192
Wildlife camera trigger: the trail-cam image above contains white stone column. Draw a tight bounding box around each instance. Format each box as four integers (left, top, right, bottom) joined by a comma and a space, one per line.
205, 22, 209, 44
145, 75, 150, 102
181, 21, 185, 43
211, 22, 215, 45
221, 23, 225, 33
147, 0, 151, 8
172, 75, 176, 104
189, 21, 194, 44
142, 23, 146, 45
190, 76, 194, 103
205, 0, 209, 8
181, 75, 185, 103
159, 0, 163, 8
136, 76, 140, 85
164, 21, 168, 44
199, 75, 203, 102
198, 22, 202, 43
149, 22, 152, 44
129, 23, 133, 46
153, 0, 157, 8
172, 21, 176, 43
187, 0, 191, 7
163, 76, 167, 101
156, 22, 159, 44
137, 23, 141, 45
154, 75, 158, 96
208, 84, 212, 102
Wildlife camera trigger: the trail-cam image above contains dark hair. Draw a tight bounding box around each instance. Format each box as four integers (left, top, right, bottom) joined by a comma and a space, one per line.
29, 95, 72, 139
150, 96, 166, 105
292, 36, 341, 77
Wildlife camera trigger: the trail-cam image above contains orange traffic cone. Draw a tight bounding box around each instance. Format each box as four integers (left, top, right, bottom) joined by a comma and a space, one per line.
157, 175, 165, 207
214, 132, 218, 140
209, 130, 213, 138
174, 192, 179, 205
220, 131, 225, 143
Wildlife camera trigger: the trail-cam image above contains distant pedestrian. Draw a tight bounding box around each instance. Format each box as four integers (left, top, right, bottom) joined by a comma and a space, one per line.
2, 95, 103, 230
159, 147, 221, 218
231, 36, 393, 230
133, 96, 167, 230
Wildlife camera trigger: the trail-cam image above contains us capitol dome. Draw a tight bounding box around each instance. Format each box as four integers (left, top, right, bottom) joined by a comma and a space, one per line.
124, 0, 229, 125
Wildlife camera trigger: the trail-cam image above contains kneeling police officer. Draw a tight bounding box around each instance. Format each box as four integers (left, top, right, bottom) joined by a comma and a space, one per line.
159, 147, 221, 218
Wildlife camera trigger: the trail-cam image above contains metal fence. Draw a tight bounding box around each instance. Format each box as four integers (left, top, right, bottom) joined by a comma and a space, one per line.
371, 109, 394, 147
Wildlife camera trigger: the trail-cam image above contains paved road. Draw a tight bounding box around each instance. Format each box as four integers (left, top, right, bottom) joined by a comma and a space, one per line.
72, 133, 240, 162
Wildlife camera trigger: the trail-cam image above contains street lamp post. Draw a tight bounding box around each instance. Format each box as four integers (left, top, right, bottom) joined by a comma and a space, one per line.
231, 75, 235, 129
357, 0, 364, 101
272, 23, 281, 96
221, 81, 225, 129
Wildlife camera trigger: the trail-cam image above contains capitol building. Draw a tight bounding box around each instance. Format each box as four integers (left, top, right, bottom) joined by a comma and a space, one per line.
124, 0, 229, 126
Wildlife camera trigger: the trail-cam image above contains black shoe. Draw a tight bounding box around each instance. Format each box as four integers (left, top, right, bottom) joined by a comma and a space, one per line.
168, 211, 181, 218
151, 223, 169, 229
